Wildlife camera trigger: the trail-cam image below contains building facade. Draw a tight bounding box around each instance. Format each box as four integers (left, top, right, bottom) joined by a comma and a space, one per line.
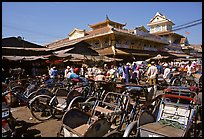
45, 12, 201, 62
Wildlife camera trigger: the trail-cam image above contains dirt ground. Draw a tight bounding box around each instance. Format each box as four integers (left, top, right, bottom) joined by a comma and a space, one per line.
10, 89, 201, 137
11, 106, 62, 137
10, 89, 164, 137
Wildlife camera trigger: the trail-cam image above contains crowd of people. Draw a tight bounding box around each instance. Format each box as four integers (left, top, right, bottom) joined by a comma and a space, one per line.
47, 60, 202, 87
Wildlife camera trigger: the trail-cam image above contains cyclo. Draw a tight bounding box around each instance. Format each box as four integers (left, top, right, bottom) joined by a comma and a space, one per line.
123, 85, 202, 137
57, 90, 130, 137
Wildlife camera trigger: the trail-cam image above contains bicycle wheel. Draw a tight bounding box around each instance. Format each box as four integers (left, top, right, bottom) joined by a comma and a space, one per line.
67, 96, 85, 111
52, 109, 64, 119
123, 121, 138, 137
103, 130, 123, 137
30, 95, 53, 121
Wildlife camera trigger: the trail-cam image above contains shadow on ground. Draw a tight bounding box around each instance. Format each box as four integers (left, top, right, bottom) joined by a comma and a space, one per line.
15, 120, 42, 137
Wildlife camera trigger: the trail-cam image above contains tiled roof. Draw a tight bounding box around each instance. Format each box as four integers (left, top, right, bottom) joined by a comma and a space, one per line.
86, 26, 112, 36
89, 19, 126, 28
44, 37, 70, 48
45, 26, 113, 50
148, 12, 175, 25
151, 31, 184, 38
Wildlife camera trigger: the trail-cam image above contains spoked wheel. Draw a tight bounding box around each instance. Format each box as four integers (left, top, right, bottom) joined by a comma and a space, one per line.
28, 88, 53, 100
30, 95, 53, 121
66, 90, 81, 106
67, 96, 86, 111
123, 121, 138, 137
53, 109, 64, 119
82, 97, 97, 111
103, 130, 123, 137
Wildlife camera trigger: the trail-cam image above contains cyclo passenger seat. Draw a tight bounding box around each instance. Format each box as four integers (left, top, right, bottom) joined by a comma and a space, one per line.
125, 85, 145, 97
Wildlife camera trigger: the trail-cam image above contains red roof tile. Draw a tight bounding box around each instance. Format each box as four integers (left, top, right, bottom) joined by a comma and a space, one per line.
86, 26, 112, 36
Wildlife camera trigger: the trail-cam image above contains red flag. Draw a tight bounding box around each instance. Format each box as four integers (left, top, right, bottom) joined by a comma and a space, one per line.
185, 31, 190, 35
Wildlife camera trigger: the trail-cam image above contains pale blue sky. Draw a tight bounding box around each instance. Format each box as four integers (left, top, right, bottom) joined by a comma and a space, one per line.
2, 2, 202, 45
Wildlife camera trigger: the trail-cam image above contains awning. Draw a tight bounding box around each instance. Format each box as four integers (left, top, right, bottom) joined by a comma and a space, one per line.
96, 47, 129, 56
145, 54, 169, 62
131, 53, 150, 56
168, 52, 192, 58
2, 55, 49, 61
93, 56, 123, 62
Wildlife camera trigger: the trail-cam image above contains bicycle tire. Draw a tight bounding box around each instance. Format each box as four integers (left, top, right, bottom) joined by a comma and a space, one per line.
103, 130, 123, 137
30, 95, 53, 121
52, 109, 64, 119
123, 121, 138, 137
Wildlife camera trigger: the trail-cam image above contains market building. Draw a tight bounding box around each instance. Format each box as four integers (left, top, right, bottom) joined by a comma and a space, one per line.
2, 12, 202, 75
45, 15, 171, 62
45, 12, 201, 62
147, 12, 202, 60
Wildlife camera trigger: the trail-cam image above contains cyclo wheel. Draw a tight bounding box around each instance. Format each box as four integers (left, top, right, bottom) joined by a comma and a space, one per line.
103, 130, 123, 137
30, 95, 54, 121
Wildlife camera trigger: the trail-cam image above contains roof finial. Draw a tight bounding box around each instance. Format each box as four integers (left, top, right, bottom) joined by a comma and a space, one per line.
106, 14, 110, 20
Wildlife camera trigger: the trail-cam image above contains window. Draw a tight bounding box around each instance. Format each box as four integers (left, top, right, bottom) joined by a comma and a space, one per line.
156, 25, 160, 32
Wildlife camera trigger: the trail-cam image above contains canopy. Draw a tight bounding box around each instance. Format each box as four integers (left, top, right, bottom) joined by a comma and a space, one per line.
96, 47, 129, 56
145, 54, 169, 62
2, 55, 49, 61
64, 41, 99, 56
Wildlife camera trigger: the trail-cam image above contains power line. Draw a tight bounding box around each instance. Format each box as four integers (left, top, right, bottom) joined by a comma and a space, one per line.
173, 18, 202, 29
172, 21, 202, 32
2, 24, 64, 38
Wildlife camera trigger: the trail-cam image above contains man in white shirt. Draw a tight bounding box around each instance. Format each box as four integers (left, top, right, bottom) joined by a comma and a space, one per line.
147, 61, 158, 86
147, 61, 158, 99
163, 63, 171, 83
64, 66, 71, 78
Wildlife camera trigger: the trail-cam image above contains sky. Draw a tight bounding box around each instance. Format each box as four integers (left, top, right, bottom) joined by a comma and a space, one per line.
2, 2, 202, 46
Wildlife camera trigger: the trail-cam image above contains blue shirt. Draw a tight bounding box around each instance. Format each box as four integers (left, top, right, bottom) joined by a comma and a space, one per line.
69, 73, 79, 79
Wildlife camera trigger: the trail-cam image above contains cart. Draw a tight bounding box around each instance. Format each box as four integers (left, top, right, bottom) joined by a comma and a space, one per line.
57, 91, 130, 137
123, 87, 201, 137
